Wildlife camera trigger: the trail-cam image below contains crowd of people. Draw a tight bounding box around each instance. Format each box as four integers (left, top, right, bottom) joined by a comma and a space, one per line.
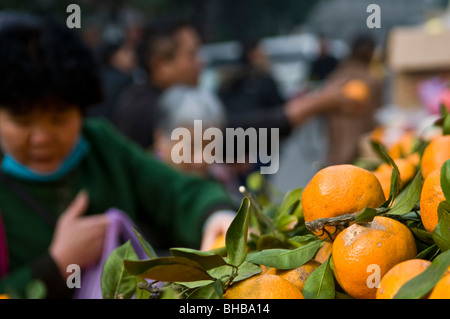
0, 9, 383, 298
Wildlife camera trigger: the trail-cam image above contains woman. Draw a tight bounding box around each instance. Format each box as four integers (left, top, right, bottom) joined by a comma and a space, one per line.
0, 12, 235, 298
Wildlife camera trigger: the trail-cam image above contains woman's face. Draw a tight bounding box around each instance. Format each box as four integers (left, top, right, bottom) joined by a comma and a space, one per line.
0, 105, 82, 173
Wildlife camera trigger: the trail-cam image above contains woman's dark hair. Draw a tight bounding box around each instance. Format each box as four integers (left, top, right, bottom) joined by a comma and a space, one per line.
0, 11, 103, 115
137, 17, 194, 74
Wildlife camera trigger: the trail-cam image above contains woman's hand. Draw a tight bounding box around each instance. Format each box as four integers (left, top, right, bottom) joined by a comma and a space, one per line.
49, 191, 109, 279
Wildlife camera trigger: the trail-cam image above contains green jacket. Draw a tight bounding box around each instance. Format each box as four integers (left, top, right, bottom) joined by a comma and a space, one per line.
0, 119, 234, 298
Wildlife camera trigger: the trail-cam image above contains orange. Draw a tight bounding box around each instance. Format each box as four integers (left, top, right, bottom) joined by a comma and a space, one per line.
302, 165, 386, 239
420, 168, 446, 233
314, 241, 333, 264
223, 274, 304, 299
260, 265, 270, 274
420, 135, 450, 179
0, 294, 9, 299
376, 259, 431, 299
210, 234, 226, 250
429, 273, 450, 299
388, 131, 416, 159
332, 216, 417, 299
369, 126, 386, 145
265, 260, 320, 292
341, 79, 370, 102
373, 158, 417, 199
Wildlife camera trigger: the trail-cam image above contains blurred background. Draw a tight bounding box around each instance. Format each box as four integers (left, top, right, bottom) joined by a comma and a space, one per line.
2, 0, 450, 193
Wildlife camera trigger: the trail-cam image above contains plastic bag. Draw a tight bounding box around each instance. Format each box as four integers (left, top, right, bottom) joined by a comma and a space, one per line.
72, 208, 147, 299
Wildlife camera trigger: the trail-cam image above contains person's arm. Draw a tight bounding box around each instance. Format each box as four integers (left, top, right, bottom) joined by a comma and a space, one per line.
104, 122, 237, 249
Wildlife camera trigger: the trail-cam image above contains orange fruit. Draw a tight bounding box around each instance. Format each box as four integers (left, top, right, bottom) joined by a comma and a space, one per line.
265, 260, 321, 292
421, 135, 450, 179
332, 216, 417, 299
373, 158, 417, 199
376, 259, 431, 299
210, 234, 226, 250
407, 152, 420, 167
223, 274, 304, 299
302, 165, 386, 239
0, 294, 9, 299
429, 273, 450, 299
369, 126, 386, 145
341, 79, 370, 102
420, 168, 446, 233
260, 265, 270, 274
314, 241, 333, 264
388, 131, 416, 159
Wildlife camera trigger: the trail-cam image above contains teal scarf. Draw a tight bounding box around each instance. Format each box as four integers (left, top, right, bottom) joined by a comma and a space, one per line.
1, 135, 90, 182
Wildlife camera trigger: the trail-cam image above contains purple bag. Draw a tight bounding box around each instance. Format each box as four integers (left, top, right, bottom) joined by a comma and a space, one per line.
73, 208, 147, 299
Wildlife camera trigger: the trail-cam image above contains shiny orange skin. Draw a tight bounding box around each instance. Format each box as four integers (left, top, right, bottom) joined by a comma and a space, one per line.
265, 260, 321, 292
302, 165, 386, 239
223, 274, 304, 299
314, 241, 333, 264
388, 131, 416, 159
429, 273, 450, 299
421, 135, 450, 179
373, 158, 417, 199
332, 216, 417, 299
420, 169, 446, 233
376, 259, 431, 299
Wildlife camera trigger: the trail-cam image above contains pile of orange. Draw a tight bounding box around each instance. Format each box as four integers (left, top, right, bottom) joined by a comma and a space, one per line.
222, 121, 450, 300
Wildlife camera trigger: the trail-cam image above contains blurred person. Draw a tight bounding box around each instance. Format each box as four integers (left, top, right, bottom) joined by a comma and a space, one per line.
113, 17, 363, 152
308, 34, 340, 83
87, 38, 137, 120
218, 37, 285, 113
113, 18, 203, 149
0, 12, 236, 298
153, 85, 242, 202
324, 33, 383, 165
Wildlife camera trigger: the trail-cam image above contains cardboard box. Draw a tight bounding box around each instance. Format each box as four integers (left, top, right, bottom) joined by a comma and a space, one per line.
387, 26, 450, 108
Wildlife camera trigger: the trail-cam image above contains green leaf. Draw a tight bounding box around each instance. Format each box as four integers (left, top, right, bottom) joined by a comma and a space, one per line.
132, 227, 157, 259
226, 197, 251, 267
124, 256, 214, 282
256, 234, 285, 250
394, 249, 450, 299
432, 202, 450, 251
276, 214, 298, 232
25, 279, 47, 299
411, 228, 435, 245
169, 247, 228, 269
370, 140, 401, 207
247, 240, 321, 270
277, 187, 303, 218
101, 240, 139, 299
440, 160, 450, 201
416, 244, 439, 260
187, 280, 223, 299
389, 172, 422, 215
355, 207, 378, 224
232, 261, 263, 282
204, 260, 262, 284
302, 256, 335, 299
440, 103, 449, 117
135, 278, 151, 299
443, 112, 450, 135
